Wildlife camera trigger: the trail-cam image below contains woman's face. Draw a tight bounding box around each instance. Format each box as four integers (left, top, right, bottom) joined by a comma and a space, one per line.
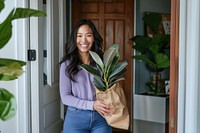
76, 24, 94, 55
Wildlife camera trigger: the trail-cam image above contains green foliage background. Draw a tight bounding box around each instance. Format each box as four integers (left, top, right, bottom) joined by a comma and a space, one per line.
0, 0, 46, 121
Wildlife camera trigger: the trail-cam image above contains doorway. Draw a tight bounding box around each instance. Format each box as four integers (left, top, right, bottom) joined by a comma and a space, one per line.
72, 0, 134, 132
70, 0, 179, 133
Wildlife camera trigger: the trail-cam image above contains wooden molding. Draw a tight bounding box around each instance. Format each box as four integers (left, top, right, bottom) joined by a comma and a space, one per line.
169, 0, 180, 132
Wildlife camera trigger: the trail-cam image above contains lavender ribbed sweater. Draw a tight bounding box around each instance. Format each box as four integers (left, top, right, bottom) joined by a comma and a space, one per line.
59, 60, 96, 110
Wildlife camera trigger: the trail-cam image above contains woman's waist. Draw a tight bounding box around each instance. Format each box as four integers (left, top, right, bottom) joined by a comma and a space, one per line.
67, 106, 96, 112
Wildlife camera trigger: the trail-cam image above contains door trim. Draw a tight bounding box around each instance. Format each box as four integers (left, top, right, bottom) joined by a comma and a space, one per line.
169, 0, 179, 132
29, 0, 44, 132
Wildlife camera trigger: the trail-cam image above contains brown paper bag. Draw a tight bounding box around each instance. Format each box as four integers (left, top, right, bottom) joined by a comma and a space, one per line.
95, 82, 129, 130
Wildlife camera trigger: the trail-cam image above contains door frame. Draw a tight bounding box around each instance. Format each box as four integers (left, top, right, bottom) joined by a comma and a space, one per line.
169, 0, 179, 133
29, 0, 67, 133
28, 0, 180, 132
29, 0, 44, 132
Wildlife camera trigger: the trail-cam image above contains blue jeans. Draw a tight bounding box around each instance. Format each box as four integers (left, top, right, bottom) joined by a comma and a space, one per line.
63, 106, 112, 133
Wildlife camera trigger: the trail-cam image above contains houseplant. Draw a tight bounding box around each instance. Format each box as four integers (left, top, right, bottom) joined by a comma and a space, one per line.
0, 0, 46, 121
81, 44, 130, 129
132, 13, 170, 132
131, 12, 170, 95
81, 44, 128, 91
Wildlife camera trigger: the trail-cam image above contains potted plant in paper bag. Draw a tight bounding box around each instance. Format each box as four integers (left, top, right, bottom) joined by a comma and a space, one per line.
81, 44, 129, 130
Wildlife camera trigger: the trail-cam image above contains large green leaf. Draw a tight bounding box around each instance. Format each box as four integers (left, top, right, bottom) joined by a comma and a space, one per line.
109, 68, 127, 83
155, 53, 170, 69
149, 44, 159, 56
89, 51, 104, 71
107, 55, 119, 73
103, 47, 117, 68
12, 8, 46, 20
0, 62, 24, 81
133, 55, 156, 69
0, 9, 14, 49
0, 58, 26, 66
109, 77, 125, 88
105, 44, 119, 73
93, 76, 106, 91
0, 0, 4, 13
0, 88, 16, 121
109, 61, 128, 79
151, 34, 165, 46
0, 8, 46, 49
131, 36, 152, 53
80, 64, 101, 78
109, 44, 119, 57
0, 75, 17, 81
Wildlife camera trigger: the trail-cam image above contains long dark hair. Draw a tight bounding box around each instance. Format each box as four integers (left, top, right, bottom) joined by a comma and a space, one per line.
59, 19, 103, 81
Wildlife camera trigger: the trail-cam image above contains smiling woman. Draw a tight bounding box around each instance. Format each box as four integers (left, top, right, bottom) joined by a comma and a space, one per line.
59, 19, 113, 133
76, 24, 94, 61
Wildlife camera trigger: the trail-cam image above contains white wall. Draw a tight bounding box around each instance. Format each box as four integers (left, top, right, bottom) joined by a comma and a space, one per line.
178, 0, 200, 133
0, 0, 29, 133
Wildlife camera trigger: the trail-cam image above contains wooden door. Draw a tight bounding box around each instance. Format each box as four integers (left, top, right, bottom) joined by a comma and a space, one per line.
72, 0, 134, 132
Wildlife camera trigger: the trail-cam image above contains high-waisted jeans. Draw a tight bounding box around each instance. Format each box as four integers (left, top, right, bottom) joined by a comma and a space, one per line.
63, 106, 112, 133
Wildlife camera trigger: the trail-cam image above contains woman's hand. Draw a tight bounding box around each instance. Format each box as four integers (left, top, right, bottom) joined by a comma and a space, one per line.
93, 100, 112, 117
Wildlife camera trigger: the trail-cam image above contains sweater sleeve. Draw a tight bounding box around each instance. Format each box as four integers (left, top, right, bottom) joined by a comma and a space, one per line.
59, 62, 94, 110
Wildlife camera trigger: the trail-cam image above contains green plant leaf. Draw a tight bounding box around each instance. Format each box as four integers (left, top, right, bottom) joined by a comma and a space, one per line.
93, 76, 106, 91
12, 8, 46, 20
0, 0, 5, 13
0, 75, 17, 80
0, 88, 17, 121
106, 44, 120, 72
110, 43, 119, 49
110, 68, 127, 83
151, 34, 165, 45
155, 53, 170, 69
81, 44, 128, 91
109, 61, 128, 80
103, 47, 117, 68
109, 44, 119, 56
0, 9, 14, 49
131, 36, 152, 53
108, 55, 119, 73
109, 77, 125, 88
0, 62, 24, 81
133, 55, 156, 69
89, 51, 104, 71
0, 7, 46, 49
0, 58, 26, 66
149, 44, 159, 55
80, 64, 101, 78
143, 13, 162, 33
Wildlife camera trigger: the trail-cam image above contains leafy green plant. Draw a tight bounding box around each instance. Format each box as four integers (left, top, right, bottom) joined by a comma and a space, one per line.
130, 13, 170, 95
81, 44, 128, 91
0, 0, 46, 121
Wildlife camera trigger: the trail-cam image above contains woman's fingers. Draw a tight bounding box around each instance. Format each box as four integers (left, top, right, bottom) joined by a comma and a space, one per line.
93, 100, 112, 116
